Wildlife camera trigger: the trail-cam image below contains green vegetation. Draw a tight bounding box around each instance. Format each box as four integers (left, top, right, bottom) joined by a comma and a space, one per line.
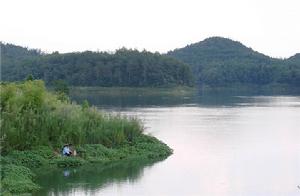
0, 80, 172, 194
2, 39, 299, 88
168, 37, 300, 86
280, 53, 300, 86
34, 153, 168, 195
53, 79, 70, 95
1, 164, 40, 194
1, 43, 194, 87
0, 80, 144, 151
1, 136, 171, 195
71, 86, 196, 97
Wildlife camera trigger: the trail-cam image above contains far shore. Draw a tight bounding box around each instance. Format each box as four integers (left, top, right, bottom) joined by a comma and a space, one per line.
66, 84, 300, 96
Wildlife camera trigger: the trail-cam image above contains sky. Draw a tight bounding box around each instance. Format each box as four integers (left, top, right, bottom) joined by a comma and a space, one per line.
1, 0, 299, 58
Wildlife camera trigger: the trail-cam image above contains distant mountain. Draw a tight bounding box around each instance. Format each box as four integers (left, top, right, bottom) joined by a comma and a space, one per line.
168, 37, 299, 86
287, 53, 300, 63
168, 37, 272, 65
0, 43, 193, 87
1, 38, 299, 87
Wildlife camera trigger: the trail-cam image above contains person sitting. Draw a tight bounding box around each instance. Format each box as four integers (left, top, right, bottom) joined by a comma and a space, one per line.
62, 144, 72, 156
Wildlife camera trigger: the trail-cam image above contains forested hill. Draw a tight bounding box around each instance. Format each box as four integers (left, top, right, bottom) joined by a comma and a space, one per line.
1, 38, 299, 87
1, 43, 194, 87
167, 37, 300, 86
287, 53, 300, 63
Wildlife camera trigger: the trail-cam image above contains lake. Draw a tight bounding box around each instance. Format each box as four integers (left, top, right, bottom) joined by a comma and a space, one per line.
36, 88, 300, 196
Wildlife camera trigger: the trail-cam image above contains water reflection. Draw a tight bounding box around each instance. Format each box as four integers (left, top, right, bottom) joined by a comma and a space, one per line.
70, 87, 300, 109
37, 88, 300, 196
34, 159, 165, 196
63, 169, 71, 177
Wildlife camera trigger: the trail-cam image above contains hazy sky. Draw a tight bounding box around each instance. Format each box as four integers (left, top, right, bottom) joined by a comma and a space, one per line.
1, 0, 299, 58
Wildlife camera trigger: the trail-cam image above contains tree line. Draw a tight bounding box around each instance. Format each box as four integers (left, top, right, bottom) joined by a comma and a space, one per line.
1, 39, 299, 87
167, 37, 300, 86
1, 43, 194, 87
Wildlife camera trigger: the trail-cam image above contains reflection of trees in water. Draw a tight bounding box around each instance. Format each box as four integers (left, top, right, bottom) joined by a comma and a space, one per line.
71, 91, 247, 108
70, 87, 300, 109
71, 91, 194, 108
34, 158, 165, 195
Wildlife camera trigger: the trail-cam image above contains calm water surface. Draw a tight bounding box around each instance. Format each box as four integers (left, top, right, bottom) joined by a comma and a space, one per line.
36, 90, 300, 196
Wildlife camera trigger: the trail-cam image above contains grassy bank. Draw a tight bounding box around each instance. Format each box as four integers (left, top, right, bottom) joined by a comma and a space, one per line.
1, 135, 171, 195
0, 80, 172, 195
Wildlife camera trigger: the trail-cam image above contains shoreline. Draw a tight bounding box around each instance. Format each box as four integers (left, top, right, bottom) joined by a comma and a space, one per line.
0, 80, 172, 195
68, 84, 300, 98
1, 134, 172, 195
69, 86, 197, 97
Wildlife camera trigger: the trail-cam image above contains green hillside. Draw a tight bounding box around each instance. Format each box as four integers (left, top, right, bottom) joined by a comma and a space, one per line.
168, 37, 299, 86
1, 38, 299, 87
0, 43, 193, 87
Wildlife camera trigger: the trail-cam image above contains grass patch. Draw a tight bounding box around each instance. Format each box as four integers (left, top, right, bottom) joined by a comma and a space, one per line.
1, 164, 40, 194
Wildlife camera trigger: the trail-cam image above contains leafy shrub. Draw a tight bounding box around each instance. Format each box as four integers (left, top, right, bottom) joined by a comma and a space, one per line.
6, 151, 47, 168
1, 164, 40, 193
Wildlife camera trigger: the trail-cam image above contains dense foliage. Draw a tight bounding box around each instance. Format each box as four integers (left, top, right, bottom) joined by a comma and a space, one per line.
168, 37, 300, 86
279, 53, 300, 86
0, 80, 172, 194
0, 80, 144, 152
1, 43, 194, 87
2, 38, 299, 87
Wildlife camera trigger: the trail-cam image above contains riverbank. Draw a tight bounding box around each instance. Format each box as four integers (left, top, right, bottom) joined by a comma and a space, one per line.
0, 80, 172, 195
69, 84, 300, 99
1, 135, 172, 195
